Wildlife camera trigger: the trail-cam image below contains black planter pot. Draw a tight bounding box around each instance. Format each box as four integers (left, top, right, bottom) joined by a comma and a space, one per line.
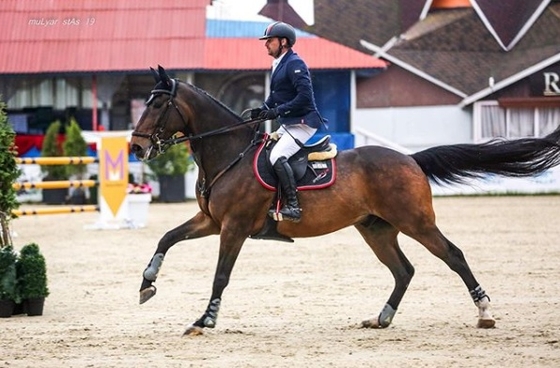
158, 175, 186, 203
0, 299, 15, 318
89, 175, 98, 204
42, 188, 67, 205
24, 297, 45, 316
68, 188, 87, 204
12, 302, 25, 316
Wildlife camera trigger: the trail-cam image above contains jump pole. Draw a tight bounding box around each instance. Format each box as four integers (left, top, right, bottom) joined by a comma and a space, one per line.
13, 205, 99, 216
13, 158, 102, 218
16, 157, 97, 165
13, 180, 97, 190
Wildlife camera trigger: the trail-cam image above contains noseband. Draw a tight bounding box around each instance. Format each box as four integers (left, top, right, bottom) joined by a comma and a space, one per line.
132, 78, 189, 157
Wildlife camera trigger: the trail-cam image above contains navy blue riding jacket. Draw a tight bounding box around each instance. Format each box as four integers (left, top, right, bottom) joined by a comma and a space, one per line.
263, 49, 327, 129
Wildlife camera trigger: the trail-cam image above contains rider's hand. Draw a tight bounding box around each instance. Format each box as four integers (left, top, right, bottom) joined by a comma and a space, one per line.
250, 108, 263, 119
258, 108, 279, 120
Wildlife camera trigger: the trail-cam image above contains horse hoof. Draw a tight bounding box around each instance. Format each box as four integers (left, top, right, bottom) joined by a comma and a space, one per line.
183, 325, 204, 336
139, 286, 157, 304
360, 319, 385, 329
477, 318, 496, 329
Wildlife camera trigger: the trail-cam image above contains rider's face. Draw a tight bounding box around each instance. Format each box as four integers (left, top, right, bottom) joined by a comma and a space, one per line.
265, 37, 282, 58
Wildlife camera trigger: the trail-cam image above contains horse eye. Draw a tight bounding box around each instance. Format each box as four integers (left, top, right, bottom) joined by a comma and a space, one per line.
149, 96, 165, 109
145, 94, 164, 108
152, 99, 163, 108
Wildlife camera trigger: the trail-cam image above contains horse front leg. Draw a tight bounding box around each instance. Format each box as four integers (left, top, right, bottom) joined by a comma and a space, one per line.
183, 227, 247, 336
139, 211, 219, 304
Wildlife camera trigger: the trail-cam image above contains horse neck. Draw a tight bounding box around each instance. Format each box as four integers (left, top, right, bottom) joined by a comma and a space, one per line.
179, 90, 254, 179
191, 123, 254, 181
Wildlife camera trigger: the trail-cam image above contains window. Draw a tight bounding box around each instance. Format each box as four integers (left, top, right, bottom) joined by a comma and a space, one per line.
474, 101, 560, 142
7, 77, 96, 110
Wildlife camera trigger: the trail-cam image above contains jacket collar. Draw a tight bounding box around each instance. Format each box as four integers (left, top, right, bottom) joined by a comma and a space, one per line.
271, 49, 294, 80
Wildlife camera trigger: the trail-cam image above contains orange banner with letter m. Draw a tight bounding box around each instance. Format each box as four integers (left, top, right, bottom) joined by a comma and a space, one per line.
99, 137, 128, 217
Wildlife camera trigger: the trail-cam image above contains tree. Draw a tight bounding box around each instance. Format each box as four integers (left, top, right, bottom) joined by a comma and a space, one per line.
0, 100, 21, 247
62, 117, 88, 178
40, 121, 66, 180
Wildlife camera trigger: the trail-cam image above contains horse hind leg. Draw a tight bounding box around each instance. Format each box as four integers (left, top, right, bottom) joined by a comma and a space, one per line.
410, 227, 495, 328
355, 217, 415, 329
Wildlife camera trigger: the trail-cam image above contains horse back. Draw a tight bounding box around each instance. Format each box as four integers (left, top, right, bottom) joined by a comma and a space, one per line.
329, 146, 430, 211
338, 145, 422, 181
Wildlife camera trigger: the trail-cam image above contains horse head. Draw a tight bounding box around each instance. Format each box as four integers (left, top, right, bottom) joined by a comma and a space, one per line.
130, 65, 191, 161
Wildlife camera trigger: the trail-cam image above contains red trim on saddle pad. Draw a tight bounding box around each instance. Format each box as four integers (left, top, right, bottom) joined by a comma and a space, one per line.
253, 139, 276, 191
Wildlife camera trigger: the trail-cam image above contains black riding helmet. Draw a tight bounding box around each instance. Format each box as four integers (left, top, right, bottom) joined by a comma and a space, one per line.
259, 21, 296, 47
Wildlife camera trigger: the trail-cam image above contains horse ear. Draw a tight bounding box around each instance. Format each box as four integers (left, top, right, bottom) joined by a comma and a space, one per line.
157, 65, 171, 86
150, 67, 160, 83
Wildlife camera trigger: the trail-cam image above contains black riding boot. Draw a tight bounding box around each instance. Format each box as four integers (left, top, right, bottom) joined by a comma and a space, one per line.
269, 156, 301, 222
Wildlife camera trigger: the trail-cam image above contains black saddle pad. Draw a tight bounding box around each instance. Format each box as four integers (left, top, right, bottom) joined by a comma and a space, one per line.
253, 139, 336, 191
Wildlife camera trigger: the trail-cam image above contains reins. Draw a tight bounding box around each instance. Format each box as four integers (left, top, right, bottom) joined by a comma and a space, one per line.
166, 116, 266, 146
132, 78, 268, 198
132, 78, 266, 152
197, 133, 265, 198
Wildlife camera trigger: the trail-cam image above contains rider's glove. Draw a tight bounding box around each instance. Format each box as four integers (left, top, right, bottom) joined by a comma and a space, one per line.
258, 108, 279, 120
250, 108, 263, 119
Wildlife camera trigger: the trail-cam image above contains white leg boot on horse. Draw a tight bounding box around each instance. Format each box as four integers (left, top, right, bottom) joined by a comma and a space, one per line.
475, 295, 495, 328
469, 285, 495, 328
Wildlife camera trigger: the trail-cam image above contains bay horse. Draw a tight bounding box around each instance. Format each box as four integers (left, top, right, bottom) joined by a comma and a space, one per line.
131, 66, 560, 336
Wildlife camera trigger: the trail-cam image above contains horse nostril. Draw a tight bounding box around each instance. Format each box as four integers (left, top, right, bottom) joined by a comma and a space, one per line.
130, 144, 143, 154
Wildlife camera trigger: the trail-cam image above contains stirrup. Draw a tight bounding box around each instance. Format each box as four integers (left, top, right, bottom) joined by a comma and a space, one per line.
269, 207, 301, 223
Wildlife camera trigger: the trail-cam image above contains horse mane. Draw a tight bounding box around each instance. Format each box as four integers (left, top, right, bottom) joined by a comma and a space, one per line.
185, 82, 243, 122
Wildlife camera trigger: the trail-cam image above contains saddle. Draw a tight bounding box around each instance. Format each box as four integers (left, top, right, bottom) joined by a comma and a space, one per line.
253, 134, 337, 191
251, 134, 337, 243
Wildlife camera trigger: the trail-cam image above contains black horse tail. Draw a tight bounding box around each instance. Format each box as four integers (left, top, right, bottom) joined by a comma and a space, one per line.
411, 126, 560, 185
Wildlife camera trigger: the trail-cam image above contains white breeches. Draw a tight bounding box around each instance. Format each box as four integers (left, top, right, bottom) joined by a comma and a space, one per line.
269, 124, 317, 165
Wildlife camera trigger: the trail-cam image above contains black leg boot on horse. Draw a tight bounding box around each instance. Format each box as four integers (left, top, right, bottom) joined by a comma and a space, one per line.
269, 156, 301, 223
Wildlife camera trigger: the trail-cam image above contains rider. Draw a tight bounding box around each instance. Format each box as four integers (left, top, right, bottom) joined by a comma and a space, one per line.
251, 21, 327, 223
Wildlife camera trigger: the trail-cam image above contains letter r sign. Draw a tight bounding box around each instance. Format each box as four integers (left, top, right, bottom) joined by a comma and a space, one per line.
544, 72, 560, 96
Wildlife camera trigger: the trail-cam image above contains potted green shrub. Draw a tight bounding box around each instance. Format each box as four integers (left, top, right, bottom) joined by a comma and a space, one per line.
0, 245, 19, 317
41, 120, 67, 204
17, 243, 49, 316
146, 142, 193, 202
63, 117, 88, 204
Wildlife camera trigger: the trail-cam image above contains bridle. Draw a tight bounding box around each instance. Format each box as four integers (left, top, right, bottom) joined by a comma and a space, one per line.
131, 79, 190, 158
132, 78, 265, 159
131, 78, 268, 199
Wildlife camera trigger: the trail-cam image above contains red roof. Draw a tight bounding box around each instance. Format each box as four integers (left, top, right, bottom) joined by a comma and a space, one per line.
1, 0, 207, 73
204, 38, 386, 70
0, 0, 385, 74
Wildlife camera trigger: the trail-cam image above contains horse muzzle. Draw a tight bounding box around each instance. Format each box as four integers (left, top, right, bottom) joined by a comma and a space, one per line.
130, 142, 157, 161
